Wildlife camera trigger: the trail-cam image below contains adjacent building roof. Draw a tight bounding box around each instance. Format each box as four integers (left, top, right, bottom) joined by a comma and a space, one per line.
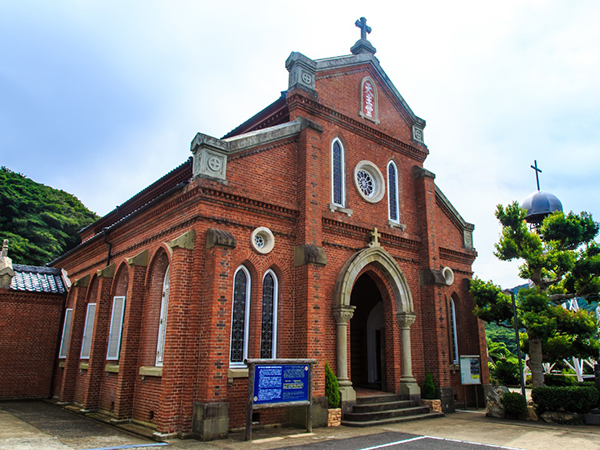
10, 264, 67, 294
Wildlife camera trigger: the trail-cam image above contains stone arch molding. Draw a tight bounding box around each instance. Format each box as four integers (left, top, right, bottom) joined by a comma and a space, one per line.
333, 246, 414, 314
332, 246, 420, 404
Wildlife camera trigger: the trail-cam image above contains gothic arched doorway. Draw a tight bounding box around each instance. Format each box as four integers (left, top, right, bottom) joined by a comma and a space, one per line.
350, 273, 385, 390
332, 245, 419, 405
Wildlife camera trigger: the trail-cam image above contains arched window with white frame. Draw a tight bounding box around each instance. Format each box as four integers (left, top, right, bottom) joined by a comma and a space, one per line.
260, 270, 278, 359
387, 161, 399, 223
230, 265, 251, 366
449, 297, 459, 365
331, 138, 345, 207
155, 266, 170, 366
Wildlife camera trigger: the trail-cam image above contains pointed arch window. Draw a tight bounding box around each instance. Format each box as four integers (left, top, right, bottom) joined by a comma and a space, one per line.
387, 161, 399, 223
260, 270, 278, 359
156, 266, 170, 366
450, 298, 459, 364
230, 266, 251, 366
331, 139, 345, 207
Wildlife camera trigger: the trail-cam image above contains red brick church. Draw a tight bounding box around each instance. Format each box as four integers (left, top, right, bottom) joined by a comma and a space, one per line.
9, 20, 488, 440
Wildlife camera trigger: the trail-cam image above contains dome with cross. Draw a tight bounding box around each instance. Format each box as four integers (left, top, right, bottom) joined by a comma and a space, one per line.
521, 190, 563, 225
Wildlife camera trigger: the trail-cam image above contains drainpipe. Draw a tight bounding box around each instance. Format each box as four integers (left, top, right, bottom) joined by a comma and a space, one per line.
103, 228, 112, 267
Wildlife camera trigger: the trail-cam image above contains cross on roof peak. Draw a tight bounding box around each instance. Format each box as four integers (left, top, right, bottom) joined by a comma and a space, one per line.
531, 160, 542, 191
355, 17, 372, 41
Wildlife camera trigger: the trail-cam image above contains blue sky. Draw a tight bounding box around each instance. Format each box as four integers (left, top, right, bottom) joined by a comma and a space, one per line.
2, 1, 600, 288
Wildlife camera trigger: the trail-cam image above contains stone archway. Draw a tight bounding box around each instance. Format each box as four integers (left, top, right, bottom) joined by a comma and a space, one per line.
332, 246, 420, 404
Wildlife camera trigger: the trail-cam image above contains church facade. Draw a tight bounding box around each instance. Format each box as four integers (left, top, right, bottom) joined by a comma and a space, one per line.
49, 25, 488, 440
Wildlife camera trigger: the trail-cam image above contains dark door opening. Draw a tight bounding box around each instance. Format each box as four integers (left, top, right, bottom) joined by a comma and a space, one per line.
350, 273, 385, 390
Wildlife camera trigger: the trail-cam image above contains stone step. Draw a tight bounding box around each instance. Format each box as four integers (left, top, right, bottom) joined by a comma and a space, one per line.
342, 411, 445, 427
356, 394, 404, 405
352, 400, 414, 413
344, 405, 431, 422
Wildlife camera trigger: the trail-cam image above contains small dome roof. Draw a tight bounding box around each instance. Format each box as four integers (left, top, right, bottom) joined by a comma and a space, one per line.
521, 190, 563, 224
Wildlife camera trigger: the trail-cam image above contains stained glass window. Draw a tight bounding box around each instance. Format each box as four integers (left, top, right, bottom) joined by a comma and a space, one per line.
450, 298, 459, 364
357, 169, 374, 197
332, 139, 344, 206
260, 271, 278, 359
388, 161, 399, 222
230, 267, 250, 364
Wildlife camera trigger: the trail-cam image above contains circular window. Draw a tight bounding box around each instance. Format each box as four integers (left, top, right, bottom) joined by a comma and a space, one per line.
250, 227, 275, 254
353, 161, 385, 203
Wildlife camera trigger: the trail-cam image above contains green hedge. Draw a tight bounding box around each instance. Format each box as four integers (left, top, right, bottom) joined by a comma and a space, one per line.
501, 392, 528, 418
532, 385, 599, 414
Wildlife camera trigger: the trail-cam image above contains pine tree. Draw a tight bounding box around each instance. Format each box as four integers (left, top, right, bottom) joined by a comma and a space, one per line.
471, 202, 600, 386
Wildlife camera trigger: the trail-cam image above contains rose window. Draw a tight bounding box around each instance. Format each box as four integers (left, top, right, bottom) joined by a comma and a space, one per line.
356, 170, 374, 197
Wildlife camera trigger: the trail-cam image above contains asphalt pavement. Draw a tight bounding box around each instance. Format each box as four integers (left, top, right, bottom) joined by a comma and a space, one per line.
2, 401, 600, 450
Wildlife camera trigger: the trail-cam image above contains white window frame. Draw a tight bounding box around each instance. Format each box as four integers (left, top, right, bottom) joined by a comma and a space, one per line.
260, 270, 279, 359
80, 303, 96, 359
387, 160, 400, 223
106, 296, 126, 360
331, 138, 346, 208
58, 308, 73, 359
450, 298, 459, 364
156, 267, 170, 367
229, 265, 251, 367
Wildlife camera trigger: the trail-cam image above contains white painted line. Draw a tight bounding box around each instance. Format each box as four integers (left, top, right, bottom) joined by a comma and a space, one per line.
81, 443, 169, 450
359, 436, 429, 450
426, 435, 528, 450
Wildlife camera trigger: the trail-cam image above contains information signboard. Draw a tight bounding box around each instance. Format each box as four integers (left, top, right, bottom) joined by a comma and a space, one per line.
245, 359, 316, 441
459, 355, 481, 385
253, 364, 310, 405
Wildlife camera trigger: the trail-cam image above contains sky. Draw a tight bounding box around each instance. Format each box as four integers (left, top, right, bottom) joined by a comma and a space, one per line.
2, 1, 600, 289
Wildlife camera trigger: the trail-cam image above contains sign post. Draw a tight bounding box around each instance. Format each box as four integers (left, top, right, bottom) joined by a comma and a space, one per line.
245, 359, 316, 442
459, 355, 481, 409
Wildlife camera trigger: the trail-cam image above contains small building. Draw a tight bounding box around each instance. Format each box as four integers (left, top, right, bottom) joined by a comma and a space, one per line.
0, 242, 68, 400
38, 23, 486, 440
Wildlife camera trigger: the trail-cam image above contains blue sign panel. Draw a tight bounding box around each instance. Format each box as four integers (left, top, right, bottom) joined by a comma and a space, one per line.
253, 364, 310, 405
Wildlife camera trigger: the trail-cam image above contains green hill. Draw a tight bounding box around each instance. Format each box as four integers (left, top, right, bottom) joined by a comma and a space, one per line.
0, 167, 99, 266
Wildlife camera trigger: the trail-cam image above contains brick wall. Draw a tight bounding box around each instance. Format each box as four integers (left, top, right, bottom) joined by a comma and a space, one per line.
0, 290, 65, 399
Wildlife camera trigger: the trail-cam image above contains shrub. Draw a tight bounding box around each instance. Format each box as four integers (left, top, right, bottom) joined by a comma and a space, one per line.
325, 362, 340, 409
532, 385, 599, 414
422, 370, 436, 399
501, 392, 527, 418
492, 357, 519, 386
544, 374, 577, 387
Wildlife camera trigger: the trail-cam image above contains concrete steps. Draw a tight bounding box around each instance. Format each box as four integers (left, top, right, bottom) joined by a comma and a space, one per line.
342, 393, 444, 427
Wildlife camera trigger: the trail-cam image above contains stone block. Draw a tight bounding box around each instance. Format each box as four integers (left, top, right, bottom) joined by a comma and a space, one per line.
192, 402, 229, 441
294, 245, 327, 267
440, 386, 455, 413
206, 228, 236, 249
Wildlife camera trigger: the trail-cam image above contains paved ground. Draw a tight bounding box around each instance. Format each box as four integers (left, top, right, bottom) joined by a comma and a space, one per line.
2, 401, 600, 450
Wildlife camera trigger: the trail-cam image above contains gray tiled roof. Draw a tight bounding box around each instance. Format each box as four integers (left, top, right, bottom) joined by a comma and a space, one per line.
10, 264, 67, 294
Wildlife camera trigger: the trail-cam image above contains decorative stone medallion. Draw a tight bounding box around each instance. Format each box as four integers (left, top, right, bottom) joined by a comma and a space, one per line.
412, 125, 424, 143
250, 227, 275, 254
353, 160, 385, 203
442, 267, 454, 286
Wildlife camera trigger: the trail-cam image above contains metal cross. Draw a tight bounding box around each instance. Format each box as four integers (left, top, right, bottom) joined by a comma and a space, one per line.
369, 227, 381, 248
531, 160, 542, 191
355, 17, 372, 41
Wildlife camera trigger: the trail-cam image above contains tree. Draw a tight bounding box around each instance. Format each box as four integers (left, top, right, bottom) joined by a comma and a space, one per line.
471, 201, 600, 386
0, 167, 99, 265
